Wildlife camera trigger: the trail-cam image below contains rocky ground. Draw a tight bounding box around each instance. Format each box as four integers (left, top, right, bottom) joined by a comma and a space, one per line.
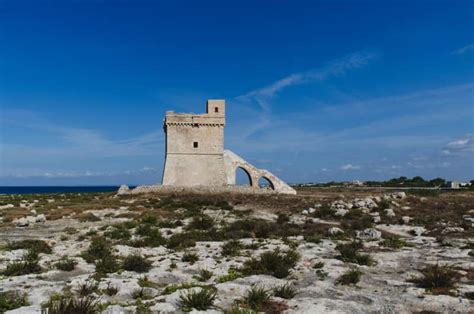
0, 188, 473, 313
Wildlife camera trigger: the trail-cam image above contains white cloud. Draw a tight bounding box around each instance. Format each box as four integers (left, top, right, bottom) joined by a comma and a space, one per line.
340, 164, 360, 170
443, 134, 474, 155
452, 43, 474, 55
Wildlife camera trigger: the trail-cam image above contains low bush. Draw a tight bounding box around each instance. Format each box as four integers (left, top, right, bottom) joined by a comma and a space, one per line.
95, 253, 120, 274
337, 268, 362, 285
411, 264, 459, 294
122, 254, 152, 273
75, 280, 99, 297
217, 268, 240, 283
105, 224, 131, 240
186, 214, 214, 230
0, 291, 28, 312
221, 240, 242, 257
41, 293, 100, 314
167, 233, 197, 250
273, 283, 297, 299
380, 236, 409, 249
77, 212, 101, 222
182, 251, 199, 264
5, 239, 52, 254
131, 288, 154, 300
103, 282, 119, 296
241, 249, 300, 279
178, 288, 217, 311
241, 286, 270, 311
55, 257, 77, 271
313, 205, 336, 218
2, 249, 42, 276
335, 241, 375, 266
195, 269, 213, 282
81, 236, 112, 263
142, 228, 167, 247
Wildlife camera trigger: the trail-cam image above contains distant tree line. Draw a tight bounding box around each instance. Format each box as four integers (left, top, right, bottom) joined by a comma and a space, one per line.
365, 176, 447, 187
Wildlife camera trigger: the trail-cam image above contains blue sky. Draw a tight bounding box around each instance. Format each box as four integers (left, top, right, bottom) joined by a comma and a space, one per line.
0, 0, 473, 185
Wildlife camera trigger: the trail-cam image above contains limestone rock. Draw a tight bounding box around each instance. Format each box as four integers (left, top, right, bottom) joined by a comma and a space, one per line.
0, 204, 14, 210
334, 208, 348, 217
356, 228, 382, 240
35, 214, 47, 223
442, 227, 464, 234
302, 209, 309, 215
327, 227, 344, 236
401, 216, 411, 224
15, 217, 29, 227
117, 184, 130, 195
384, 208, 396, 217
308, 207, 316, 214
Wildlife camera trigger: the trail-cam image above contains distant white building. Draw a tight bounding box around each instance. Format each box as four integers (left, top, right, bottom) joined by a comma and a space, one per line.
446, 181, 460, 189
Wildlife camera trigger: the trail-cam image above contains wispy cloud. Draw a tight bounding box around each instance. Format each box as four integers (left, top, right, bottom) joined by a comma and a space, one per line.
236, 50, 377, 112
340, 164, 360, 170
442, 134, 474, 155
452, 43, 474, 55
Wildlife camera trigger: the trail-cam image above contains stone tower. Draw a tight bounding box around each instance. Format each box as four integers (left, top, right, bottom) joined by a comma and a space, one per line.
162, 100, 227, 186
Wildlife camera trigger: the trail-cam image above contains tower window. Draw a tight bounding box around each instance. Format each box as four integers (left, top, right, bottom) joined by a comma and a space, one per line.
193, 142, 198, 148
214, 107, 219, 113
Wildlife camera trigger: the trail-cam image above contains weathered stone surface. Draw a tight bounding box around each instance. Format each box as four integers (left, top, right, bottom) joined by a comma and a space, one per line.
15, 217, 29, 227
327, 227, 344, 236
356, 228, 382, 240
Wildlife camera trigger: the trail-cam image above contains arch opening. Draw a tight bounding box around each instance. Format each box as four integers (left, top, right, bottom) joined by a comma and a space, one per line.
258, 176, 275, 190
235, 166, 252, 186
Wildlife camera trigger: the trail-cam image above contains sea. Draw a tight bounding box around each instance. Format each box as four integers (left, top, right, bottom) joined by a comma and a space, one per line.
0, 186, 128, 195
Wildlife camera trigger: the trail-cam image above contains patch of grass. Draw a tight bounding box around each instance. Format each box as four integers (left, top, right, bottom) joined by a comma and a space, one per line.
54, 257, 77, 271
103, 282, 119, 296
217, 268, 240, 283
273, 283, 297, 299
313, 261, 325, 269
167, 233, 197, 250
380, 236, 410, 249
335, 241, 375, 266
95, 253, 120, 274
76, 212, 101, 222
241, 249, 300, 279
221, 240, 242, 257
181, 251, 199, 264
304, 234, 323, 244
105, 224, 131, 240
312, 205, 336, 218
0, 291, 28, 312
179, 288, 217, 312
276, 213, 290, 224
377, 199, 391, 210
411, 264, 459, 294
41, 293, 100, 314
75, 280, 99, 297
81, 236, 113, 263
122, 254, 152, 273
2, 249, 42, 276
194, 269, 213, 282
131, 288, 154, 300
315, 269, 329, 280
5, 239, 52, 254
241, 286, 270, 311
337, 268, 362, 285
137, 275, 158, 288
162, 283, 197, 295
186, 214, 215, 230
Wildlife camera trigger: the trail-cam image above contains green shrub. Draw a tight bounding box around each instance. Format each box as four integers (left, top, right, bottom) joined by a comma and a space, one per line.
241, 286, 270, 311
103, 282, 119, 296
217, 268, 241, 283
313, 205, 335, 218
54, 257, 77, 271
167, 233, 197, 250
313, 261, 325, 269
186, 214, 214, 230
0, 291, 28, 312
138, 275, 158, 288
142, 228, 167, 247
77, 212, 101, 222
273, 283, 297, 299
131, 288, 154, 300
122, 254, 152, 273
304, 234, 322, 244
95, 253, 120, 274
380, 237, 409, 249
335, 241, 375, 266
6, 240, 52, 254
81, 236, 112, 263
2, 249, 42, 276
411, 264, 459, 294
178, 288, 217, 311
182, 252, 199, 264
221, 240, 242, 257
195, 269, 213, 282
41, 293, 100, 314
75, 280, 99, 297
140, 214, 158, 225
241, 249, 300, 279
337, 268, 362, 285
105, 224, 131, 240
276, 213, 290, 224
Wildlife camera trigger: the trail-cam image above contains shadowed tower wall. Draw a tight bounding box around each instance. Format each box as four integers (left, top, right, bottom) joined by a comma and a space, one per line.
162, 100, 226, 186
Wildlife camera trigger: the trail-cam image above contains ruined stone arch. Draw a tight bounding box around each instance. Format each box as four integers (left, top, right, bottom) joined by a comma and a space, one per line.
235, 165, 253, 186
257, 176, 275, 190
